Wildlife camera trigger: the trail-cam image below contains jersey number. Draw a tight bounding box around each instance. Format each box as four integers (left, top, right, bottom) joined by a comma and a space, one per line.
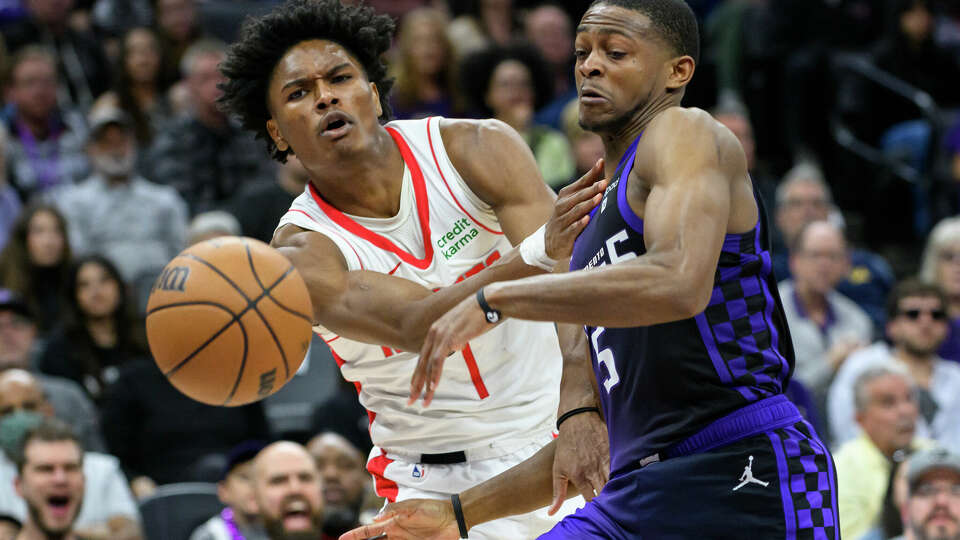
591, 327, 620, 393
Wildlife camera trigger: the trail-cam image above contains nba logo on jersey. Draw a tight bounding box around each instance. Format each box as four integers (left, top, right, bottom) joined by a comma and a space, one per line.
412, 465, 423, 479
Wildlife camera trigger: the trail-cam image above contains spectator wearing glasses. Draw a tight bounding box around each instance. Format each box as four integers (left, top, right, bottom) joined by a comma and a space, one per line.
892, 446, 960, 540
921, 217, 960, 364
829, 280, 960, 451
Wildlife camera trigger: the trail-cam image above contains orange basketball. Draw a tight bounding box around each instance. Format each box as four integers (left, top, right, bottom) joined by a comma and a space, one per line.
145, 236, 313, 406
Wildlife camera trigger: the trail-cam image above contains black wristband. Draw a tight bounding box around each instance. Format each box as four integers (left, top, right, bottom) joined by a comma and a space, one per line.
451, 493, 469, 539
556, 406, 600, 430
476, 287, 501, 324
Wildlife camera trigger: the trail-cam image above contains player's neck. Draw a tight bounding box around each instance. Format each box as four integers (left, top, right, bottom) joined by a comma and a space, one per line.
306, 127, 406, 218
601, 95, 680, 170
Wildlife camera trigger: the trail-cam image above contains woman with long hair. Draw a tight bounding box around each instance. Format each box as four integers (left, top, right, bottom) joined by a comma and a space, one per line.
91, 26, 170, 145
390, 8, 461, 119
0, 203, 72, 334
39, 254, 149, 400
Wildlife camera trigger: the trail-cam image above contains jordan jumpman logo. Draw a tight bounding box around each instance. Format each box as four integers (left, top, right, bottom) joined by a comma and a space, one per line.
732, 455, 769, 491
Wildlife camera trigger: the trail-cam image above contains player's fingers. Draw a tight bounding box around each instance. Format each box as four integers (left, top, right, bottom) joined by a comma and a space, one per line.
548, 474, 568, 516
555, 175, 607, 218
558, 159, 604, 197
338, 520, 387, 540
409, 350, 429, 405
423, 352, 447, 407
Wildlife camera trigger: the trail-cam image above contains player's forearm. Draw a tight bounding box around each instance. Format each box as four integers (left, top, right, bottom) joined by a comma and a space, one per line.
460, 439, 568, 529
557, 324, 600, 413
485, 252, 708, 328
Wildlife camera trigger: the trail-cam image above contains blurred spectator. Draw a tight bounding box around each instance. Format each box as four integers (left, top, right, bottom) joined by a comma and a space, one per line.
0, 398, 140, 540
91, 27, 172, 147
306, 432, 366, 538
894, 446, 960, 540
779, 220, 873, 394
0, 204, 72, 334
153, 0, 204, 89
2, 47, 88, 199
187, 210, 241, 246
252, 442, 330, 540
711, 98, 777, 212
311, 376, 371, 458
0, 515, 16, 539
448, 0, 520, 58
145, 39, 275, 215
54, 108, 187, 284
226, 155, 309, 244
0, 128, 23, 254
190, 441, 268, 540
772, 163, 896, 332
461, 45, 573, 189
524, 3, 576, 130
921, 217, 960, 363
39, 255, 149, 401
828, 280, 960, 451
835, 365, 929, 540
6, 418, 85, 540
100, 358, 269, 494
559, 98, 603, 191
389, 7, 460, 120
1, 0, 111, 111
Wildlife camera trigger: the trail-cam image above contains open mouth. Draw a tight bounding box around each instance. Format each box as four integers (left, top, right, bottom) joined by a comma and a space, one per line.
580, 88, 606, 101
281, 499, 313, 530
46, 495, 72, 518
319, 112, 353, 139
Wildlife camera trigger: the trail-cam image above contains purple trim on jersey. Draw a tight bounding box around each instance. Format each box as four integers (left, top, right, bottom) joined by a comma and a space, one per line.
669, 395, 801, 458
695, 313, 736, 385
808, 433, 840, 539
757, 225, 791, 383
768, 430, 797, 539
616, 144, 645, 234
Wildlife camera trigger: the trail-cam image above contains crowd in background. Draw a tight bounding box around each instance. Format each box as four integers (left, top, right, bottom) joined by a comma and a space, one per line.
1, 0, 960, 539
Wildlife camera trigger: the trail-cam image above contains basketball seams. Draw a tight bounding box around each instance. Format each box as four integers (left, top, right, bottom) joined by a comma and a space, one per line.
245, 242, 292, 379
222, 312, 250, 406
181, 252, 254, 302
160, 310, 241, 378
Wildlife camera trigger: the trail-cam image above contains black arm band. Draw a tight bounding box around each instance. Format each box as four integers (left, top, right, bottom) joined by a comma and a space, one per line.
476, 287, 502, 324
451, 493, 469, 539
556, 406, 601, 430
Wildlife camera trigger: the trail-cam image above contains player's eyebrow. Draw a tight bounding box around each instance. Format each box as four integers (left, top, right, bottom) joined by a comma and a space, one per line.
281, 62, 351, 92
576, 25, 633, 39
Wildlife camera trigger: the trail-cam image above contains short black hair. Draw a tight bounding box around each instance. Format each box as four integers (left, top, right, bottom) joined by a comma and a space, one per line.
886, 279, 948, 322
15, 418, 83, 474
588, 0, 700, 64
218, 0, 396, 163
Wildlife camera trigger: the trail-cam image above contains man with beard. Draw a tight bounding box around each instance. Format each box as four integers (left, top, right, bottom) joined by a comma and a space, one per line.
12, 419, 84, 540
306, 433, 367, 538
829, 280, 960, 450
252, 442, 331, 540
894, 447, 960, 540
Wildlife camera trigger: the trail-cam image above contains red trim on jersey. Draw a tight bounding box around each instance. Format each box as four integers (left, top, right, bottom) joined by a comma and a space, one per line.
460, 343, 489, 399
284, 209, 366, 270
387, 262, 402, 275
307, 126, 434, 269
367, 450, 399, 502
425, 116, 503, 236
323, 336, 340, 344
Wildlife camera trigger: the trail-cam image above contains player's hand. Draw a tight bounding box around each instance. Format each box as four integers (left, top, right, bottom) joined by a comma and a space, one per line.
410, 294, 498, 406
338, 499, 460, 540
550, 410, 609, 514
545, 158, 607, 260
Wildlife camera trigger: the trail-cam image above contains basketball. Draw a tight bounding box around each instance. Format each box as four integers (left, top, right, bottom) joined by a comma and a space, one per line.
145, 236, 313, 406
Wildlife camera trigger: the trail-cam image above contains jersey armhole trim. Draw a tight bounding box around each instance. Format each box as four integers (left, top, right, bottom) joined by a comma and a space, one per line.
280, 209, 366, 271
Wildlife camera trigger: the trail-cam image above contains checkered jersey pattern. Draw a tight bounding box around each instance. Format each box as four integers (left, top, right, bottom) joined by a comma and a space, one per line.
696, 228, 790, 401
769, 421, 839, 540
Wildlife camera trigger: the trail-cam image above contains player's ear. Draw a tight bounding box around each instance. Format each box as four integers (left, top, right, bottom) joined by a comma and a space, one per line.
266, 118, 289, 152
665, 56, 695, 92
370, 82, 382, 118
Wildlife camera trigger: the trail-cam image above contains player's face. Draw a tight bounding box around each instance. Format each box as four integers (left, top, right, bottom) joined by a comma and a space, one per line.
907, 470, 960, 540
857, 374, 917, 455
15, 440, 84, 536
889, 296, 949, 357
266, 40, 383, 170
573, 5, 668, 134
255, 448, 324, 539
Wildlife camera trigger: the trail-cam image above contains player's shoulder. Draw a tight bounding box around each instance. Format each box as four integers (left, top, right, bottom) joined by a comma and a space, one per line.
646, 107, 745, 169
437, 117, 522, 157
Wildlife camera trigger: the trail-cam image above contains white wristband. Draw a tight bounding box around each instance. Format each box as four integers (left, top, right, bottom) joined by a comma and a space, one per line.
519, 224, 558, 271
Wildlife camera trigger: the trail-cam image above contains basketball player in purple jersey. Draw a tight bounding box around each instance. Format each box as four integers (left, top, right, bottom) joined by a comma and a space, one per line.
342, 1, 839, 538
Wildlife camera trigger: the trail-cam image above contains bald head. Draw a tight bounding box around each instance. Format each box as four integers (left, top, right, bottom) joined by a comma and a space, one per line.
253, 441, 324, 538
0, 369, 48, 418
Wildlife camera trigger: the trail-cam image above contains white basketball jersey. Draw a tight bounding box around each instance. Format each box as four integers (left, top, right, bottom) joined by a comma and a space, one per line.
278, 117, 561, 456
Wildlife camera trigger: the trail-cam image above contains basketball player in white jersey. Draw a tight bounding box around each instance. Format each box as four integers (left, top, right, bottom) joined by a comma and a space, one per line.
217, 1, 609, 537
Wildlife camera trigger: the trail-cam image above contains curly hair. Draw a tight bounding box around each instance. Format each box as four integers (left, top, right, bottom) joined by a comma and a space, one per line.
218, 0, 396, 163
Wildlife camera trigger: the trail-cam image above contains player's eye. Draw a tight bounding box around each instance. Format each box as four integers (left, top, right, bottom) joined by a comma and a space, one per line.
608, 51, 626, 60
574, 49, 588, 60
332, 74, 351, 83
287, 89, 305, 102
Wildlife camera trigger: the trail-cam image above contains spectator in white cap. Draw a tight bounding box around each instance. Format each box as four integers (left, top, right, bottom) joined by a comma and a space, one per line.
892, 447, 960, 540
